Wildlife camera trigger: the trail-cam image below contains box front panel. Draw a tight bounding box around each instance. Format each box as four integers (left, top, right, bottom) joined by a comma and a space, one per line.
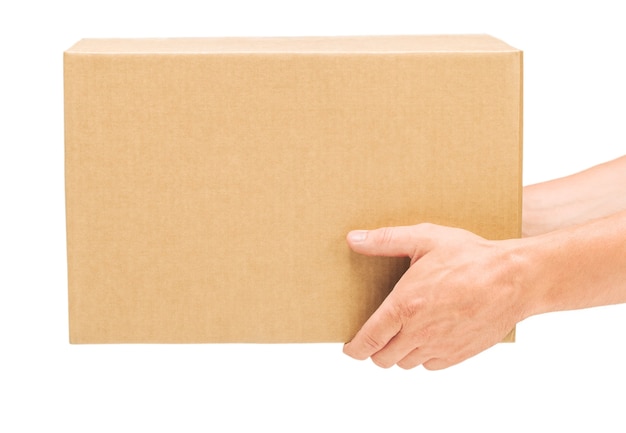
65, 50, 521, 342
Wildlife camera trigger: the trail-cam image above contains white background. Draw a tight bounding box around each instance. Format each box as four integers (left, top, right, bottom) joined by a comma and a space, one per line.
1, 1, 625, 431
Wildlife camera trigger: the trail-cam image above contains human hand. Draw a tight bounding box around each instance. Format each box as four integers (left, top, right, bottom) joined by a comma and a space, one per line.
343, 224, 526, 370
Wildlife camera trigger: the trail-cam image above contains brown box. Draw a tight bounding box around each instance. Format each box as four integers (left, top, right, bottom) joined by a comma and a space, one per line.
64, 35, 522, 343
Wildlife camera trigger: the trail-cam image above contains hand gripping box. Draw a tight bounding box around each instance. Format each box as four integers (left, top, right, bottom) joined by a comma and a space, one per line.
64, 35, 522, 343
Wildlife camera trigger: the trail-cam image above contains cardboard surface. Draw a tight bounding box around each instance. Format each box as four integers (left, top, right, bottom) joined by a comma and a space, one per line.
64, 35, 522, 343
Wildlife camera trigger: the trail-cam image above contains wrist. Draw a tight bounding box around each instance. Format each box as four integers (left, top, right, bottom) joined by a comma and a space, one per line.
501, 236, 552, 321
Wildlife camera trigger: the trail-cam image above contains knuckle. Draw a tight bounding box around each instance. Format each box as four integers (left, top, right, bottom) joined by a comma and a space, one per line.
414, 222, 437, 234
409, 325, 433, 343
361, 333, 385, 353
394, 297, 425, 321
377, 226, 396, 247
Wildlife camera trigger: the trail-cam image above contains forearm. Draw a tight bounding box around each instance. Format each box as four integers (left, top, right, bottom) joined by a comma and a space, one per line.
523, 156, 626, 237
516, 209, 626, 318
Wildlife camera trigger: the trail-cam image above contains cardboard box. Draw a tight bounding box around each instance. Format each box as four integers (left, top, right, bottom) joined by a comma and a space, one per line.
64, 35, 522, 343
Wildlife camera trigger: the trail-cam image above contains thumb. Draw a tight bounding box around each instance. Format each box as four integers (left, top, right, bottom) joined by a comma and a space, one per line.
346, 225, 434, 259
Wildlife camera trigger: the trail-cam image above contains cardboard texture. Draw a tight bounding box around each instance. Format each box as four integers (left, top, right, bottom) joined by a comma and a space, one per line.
64, 35, 522, 344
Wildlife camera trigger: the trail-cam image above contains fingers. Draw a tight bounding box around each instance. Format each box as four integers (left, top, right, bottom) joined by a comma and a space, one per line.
343, 299, 402, 360
348, 331, 435, 370
347, 224, 436, 260
370, 333, 422, 369
396, 347, 431, 370
344, 223, 466, 370
422, 358, 451, 371
344, 224, 436, 366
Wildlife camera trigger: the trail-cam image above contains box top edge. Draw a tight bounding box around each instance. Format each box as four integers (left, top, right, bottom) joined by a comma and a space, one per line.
65, 35, 521, 55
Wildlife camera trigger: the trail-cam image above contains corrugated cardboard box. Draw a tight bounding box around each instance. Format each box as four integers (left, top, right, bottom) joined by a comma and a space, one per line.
64, 35, 522, 343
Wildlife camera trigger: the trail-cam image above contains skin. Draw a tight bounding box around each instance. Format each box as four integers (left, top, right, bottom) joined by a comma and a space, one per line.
343, 156, 626, 370
523, 156, 626, 237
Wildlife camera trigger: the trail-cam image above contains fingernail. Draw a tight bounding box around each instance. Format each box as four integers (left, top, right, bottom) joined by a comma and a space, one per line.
348, 230, 368, 243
